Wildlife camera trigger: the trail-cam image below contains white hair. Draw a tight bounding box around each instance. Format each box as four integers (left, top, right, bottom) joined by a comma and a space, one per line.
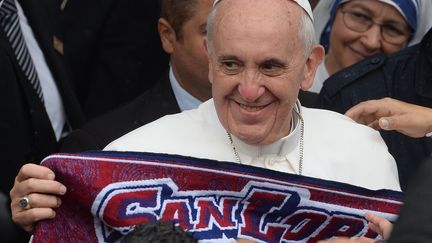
206, 2, 317, 57
299, 8, 317, 57
205, 4, 219, 54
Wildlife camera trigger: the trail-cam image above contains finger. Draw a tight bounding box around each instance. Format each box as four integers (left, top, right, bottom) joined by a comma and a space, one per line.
11, 178, 67, 203
375, 219, 392, 238
20, 177, 65, 196
12, 208, 56, 233
346, 109, 380, 126
379, 115, 414, 135
353, 114, 374, 126
353, 237, 375, 243
364, 212, 377, 222
346, 106, 367, 121
365, 212, 383, 228
11, 193, 62, 210
346, 98, 399, 124
345, 100, 381, 119
365, 212, 392, 238
367, 120, 380, 130
368, 222, 381, 235
378, 118, 390, 130
16, 164, 55, 183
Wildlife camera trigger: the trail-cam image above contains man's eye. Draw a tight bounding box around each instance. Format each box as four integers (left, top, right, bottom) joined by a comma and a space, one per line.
260, 63, 284, 76
221, 61, 241, 74
262, 63, 276, 70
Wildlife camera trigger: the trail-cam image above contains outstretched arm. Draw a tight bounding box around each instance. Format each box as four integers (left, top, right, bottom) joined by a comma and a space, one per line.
345, 98, 432, 138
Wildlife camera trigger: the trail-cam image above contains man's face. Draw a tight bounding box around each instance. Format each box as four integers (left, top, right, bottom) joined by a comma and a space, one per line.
169, 0, 214, 101
209, 0, 317, 146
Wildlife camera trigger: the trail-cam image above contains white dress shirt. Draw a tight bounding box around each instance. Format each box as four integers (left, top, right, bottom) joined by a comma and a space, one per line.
16, 0, 66, 141
169, 66, 201, 112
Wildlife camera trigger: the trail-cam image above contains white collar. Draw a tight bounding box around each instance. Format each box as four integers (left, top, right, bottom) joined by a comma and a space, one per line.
229, 102, 303, 173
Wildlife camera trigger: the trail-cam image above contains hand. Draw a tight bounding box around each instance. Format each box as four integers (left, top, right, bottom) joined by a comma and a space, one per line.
346, 98, 432, 138
365, 212, 392, 240
10, 163, 66, 233
317, 212, 392, 243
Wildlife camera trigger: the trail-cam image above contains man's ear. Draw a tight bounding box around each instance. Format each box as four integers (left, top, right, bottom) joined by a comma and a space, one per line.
158, 18, 176, 54
300, 44, 325, 91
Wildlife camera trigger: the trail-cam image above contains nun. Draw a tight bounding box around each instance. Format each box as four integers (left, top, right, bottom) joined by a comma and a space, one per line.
310, 0, 432, 93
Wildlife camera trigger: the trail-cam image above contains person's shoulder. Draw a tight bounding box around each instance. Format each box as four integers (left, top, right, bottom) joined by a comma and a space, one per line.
303, 107, 394, 157
302, 107, 381, 137
103, 113, 186, 152
302, 107, 399, 190
84, 94, 148, 128
321, 45, 421, 98
81, 77, 179, 136
60, 95, 151, 151
104, 99, 216, 151
302, 107, 397, 166
302, 107, 351, 122
321, 54, 387, 97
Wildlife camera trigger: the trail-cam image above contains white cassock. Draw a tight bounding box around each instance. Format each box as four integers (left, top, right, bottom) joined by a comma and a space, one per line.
105, 99, 401, 191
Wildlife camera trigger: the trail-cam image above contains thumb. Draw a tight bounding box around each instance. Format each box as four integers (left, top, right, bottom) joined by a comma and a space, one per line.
379, 115, 408, 132
378, 117, 392, 130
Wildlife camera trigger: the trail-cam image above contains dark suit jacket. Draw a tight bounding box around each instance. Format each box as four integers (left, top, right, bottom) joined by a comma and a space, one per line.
61, 0, 169, 119
60, 71, 179, 152
389, 159, 432, 243
0, 1, 85, 241
298, 90, 318, 108
317, 28, 432, 190
0, 0, 85, 194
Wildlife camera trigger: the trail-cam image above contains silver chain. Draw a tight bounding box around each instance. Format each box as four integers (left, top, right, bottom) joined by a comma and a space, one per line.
293, 107, 304, 175
227, 131, 242, 164
226, 104, 304, 175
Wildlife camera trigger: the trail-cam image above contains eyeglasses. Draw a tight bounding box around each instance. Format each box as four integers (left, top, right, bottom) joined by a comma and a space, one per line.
339, 7, 412, 45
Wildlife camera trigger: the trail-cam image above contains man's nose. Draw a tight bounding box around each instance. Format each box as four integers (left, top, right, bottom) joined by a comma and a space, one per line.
237, 71, 265, 102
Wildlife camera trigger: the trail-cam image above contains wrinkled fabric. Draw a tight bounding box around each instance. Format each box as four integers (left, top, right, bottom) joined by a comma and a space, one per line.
33, 151, 403, 242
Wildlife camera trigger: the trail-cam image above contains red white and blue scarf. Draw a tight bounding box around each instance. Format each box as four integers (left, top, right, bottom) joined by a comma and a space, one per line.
33, 151, 403, 242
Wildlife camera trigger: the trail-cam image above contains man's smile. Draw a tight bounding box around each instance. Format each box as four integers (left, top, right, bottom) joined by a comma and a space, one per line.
238, 103, 267, 112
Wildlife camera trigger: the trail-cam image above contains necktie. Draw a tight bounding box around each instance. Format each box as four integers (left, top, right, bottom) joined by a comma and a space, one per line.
0, 0, 44, 102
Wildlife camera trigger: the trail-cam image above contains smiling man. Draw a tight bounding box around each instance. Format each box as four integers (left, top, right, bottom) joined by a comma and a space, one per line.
104, 0, 399, 191
10, 0, 401, 234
